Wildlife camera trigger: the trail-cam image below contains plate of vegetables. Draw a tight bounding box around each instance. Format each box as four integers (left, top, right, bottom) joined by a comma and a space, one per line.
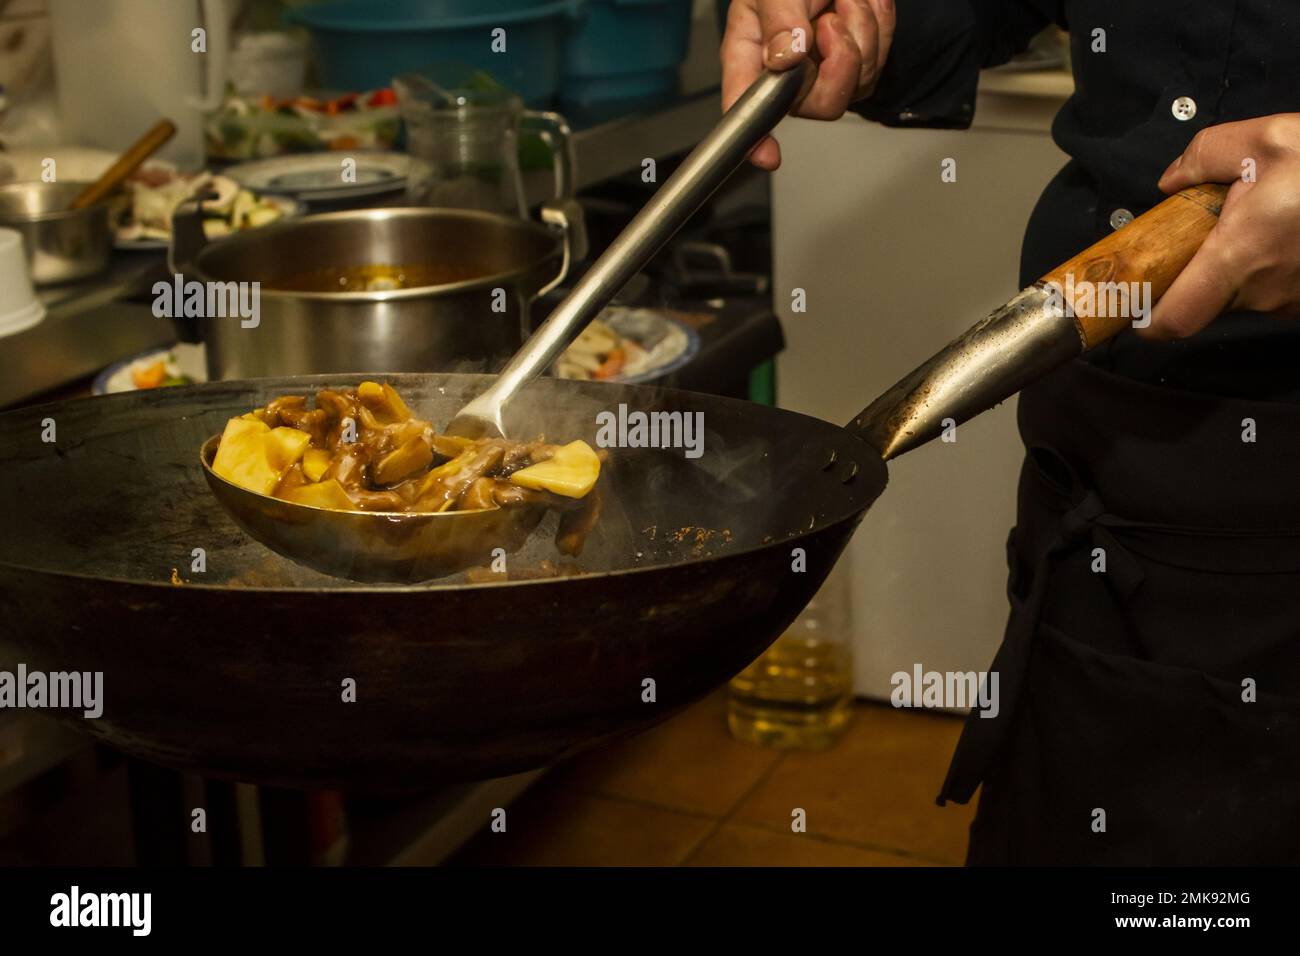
555, 307, 700, 384
114, 169, 300, 250
93, 344, 207, 395
205, 89, 401, 160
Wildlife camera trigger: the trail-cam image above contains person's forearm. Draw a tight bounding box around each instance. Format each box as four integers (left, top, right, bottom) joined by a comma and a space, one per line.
853, 0, 1059, 129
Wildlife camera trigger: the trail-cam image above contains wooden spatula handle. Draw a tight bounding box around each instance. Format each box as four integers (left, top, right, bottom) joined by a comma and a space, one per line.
69, 119, 177, 211
1038, 182, 1229, 348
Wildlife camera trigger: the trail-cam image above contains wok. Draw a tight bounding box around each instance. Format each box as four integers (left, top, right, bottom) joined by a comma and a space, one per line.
0, 374, 881, 789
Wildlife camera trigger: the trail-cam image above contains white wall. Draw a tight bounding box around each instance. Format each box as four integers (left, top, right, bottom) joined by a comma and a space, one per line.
771, 96, 1068, 700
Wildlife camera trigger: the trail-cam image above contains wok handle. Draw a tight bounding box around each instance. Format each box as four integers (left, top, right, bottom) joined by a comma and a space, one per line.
1040, 183, 1229, 347
852, 183, 1230, 460
448, 59, 816, 436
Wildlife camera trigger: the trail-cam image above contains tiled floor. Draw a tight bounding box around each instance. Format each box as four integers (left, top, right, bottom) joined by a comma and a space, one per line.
450, 691, 977, 866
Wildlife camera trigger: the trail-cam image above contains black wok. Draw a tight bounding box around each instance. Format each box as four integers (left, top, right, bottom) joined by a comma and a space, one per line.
0, 373, 883, 789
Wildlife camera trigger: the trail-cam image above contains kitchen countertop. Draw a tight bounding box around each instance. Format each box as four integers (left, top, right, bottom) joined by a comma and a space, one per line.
1, 252, 173, 408
2, 289, 781, 411
1, 89, 745, 410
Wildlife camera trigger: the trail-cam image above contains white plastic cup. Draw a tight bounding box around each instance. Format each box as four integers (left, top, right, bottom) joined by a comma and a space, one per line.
0, 227, 46, 337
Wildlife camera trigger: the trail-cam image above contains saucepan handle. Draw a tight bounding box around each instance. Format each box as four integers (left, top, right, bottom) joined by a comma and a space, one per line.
165, 193, 218, 345
852, 183, 1230, 460
536, 197, 588, 300
167, 194, 213, 277
527, 107, 583, 302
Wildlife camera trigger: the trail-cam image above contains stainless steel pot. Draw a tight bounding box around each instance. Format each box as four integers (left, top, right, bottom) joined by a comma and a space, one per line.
0, 181, 113, 285
168, 201, 585, 380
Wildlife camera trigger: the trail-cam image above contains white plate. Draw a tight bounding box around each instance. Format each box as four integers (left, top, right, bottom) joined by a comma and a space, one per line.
556, 307, 700, 384
93, 344, 208, 395
223, 152, 410, 202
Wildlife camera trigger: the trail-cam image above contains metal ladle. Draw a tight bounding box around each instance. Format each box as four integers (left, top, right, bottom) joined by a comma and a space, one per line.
447, 63, 814, 438
202, 62, 817, 582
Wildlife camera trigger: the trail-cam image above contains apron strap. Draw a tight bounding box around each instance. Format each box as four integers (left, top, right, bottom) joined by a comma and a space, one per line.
937, 445, 1144, 805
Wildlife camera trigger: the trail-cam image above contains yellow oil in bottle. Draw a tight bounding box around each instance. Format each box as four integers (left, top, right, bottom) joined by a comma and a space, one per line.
730, 556, 855, 749
728, 632, 854, 749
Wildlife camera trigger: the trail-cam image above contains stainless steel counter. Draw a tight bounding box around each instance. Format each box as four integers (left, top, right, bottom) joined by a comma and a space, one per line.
1, 254, 172, 408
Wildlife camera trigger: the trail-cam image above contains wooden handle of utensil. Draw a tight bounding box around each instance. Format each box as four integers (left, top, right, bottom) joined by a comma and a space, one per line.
1038, 183, 1229, 348
69, 119, 177, 211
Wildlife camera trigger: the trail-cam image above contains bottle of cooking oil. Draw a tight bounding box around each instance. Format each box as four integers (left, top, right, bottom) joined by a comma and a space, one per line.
728, 555, 854, 749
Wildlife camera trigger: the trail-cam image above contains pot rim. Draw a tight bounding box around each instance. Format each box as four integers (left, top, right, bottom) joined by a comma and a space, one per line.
0, 181, 113, 224
189, 206, 565, 302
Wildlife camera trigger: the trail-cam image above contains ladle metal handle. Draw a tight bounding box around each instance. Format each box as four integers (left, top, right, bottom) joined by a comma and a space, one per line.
450, 60, 815, 436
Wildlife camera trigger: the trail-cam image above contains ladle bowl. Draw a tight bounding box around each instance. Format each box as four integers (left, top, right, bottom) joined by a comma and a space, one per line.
200, 435, 546, 582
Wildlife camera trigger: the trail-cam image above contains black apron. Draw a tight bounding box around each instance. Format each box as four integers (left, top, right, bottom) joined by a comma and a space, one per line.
936, 356, 1300, 865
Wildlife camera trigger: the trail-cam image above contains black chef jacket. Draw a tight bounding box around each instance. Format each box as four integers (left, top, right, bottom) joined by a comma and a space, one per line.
842, 0, 1300, 865
852, 0, 1300, 401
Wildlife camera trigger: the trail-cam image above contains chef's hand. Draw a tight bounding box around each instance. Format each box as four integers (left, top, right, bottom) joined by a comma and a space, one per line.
721, 0, 895, 170
1147, 114, 1300, 339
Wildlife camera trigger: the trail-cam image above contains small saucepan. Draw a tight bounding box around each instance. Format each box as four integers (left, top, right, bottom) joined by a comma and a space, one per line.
0, 181, 114, 285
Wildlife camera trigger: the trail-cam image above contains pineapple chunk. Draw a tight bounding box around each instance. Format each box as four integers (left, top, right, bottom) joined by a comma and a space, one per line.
286, 478, 355, 510
264, 426, 312, 472
211, 417, 310, 496
509, 440, 600, 499
212, 418, 276, 494
302, 448, 332, 482
357, 381, 413, 424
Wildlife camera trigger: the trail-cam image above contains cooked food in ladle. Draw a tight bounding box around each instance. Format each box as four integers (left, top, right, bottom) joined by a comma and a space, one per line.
210, 382, 604, 556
